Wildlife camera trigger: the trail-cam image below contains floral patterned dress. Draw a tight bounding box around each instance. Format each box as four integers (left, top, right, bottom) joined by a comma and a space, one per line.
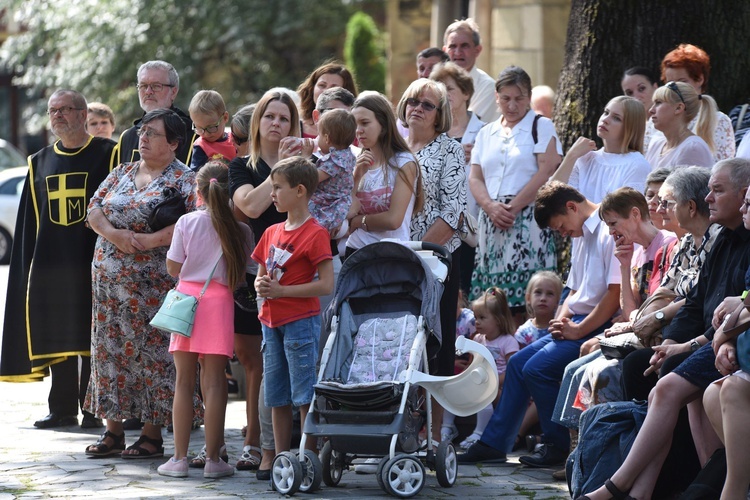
84, 160, 196, 424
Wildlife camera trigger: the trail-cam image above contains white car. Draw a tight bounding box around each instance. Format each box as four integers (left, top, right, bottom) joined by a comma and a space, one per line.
0, 138, 26, 171
0, 167, 28, 264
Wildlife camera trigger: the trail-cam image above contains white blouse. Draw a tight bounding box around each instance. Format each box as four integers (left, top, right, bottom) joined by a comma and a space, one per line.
471, 110, 563, 200
569, 149, 652, 204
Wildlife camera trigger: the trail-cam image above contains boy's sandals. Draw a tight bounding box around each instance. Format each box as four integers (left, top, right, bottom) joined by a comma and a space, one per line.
189, 444, 229, 468
121, 435, 164, 459
85, 430, 126, 457
236, 445, 262, 471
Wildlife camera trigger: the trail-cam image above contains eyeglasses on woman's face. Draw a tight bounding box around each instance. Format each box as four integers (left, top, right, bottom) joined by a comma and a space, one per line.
406, 97, 439, 112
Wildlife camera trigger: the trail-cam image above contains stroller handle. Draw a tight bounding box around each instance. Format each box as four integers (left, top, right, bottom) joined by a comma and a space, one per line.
403, 241, 452, 277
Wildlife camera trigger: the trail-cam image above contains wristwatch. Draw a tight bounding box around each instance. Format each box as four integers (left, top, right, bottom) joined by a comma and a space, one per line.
690, 339, 701, 352
655, 310, 666, 324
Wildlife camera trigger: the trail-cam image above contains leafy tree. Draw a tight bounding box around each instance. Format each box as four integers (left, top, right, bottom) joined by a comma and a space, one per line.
2, 0, 352, 132
344, 11, 385, 94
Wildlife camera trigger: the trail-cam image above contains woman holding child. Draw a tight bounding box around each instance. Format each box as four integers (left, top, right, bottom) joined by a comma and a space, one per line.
229, 89, 300, 478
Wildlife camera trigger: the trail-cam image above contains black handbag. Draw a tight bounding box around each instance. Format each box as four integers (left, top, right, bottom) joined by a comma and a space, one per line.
148, 186, 186, 231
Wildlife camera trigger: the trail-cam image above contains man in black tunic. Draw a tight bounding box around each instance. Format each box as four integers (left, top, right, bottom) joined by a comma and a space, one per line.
116, 60, 196, 165
0, 90, 116, 429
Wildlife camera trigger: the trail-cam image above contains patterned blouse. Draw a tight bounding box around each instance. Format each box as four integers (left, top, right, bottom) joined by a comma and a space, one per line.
410, 133, 466, 253
660, 223, 721, 298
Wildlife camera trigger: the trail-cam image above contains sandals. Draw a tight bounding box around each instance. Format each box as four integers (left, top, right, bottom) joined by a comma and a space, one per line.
236, 445, 262, 471
85, 430, 126, 457
604, 479, 637, 500
121, 435, 164, 459
576, 479, 636, 500
189, 444, 228, 468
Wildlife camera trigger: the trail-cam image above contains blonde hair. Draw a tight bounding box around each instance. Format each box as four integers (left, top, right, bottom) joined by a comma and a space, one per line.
605, 96, 645, 154
195, 162, 248, 291
525, 271, 563, 318
472, 287, 515, 337
189, 90, 227, 117
396, 79, 452, 134
248, 90, 300, 167
652, 81, 717, 152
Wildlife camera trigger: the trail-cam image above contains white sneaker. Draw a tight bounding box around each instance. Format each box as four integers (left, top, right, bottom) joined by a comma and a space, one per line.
459, 432, 482, 450
158, 457, 188, 478
440, 424, 459, 443
354, 457, 379, 474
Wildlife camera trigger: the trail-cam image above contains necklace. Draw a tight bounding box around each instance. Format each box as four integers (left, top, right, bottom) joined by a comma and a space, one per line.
285, 214, 312, 231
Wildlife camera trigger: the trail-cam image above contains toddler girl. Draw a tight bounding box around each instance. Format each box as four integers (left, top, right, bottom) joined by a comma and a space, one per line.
157, 162, 254, 478
442, 287, 519, 449
515, 270, 563, 347
308, 108, 357, 238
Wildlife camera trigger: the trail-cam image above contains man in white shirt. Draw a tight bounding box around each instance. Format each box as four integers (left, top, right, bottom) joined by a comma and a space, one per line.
443, 19, 500, 123
459, 181, 620, 466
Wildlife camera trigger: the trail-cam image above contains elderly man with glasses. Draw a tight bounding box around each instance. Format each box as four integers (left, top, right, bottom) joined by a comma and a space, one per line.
116, 60, 196, 165
0, 89, 116, 430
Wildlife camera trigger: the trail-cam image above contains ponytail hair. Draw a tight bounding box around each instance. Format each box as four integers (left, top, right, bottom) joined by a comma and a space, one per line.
196, 161, 247, 290
654, 81, 717, 152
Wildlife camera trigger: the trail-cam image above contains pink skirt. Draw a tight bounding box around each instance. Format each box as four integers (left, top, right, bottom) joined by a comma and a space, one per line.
169, 280, 234, 358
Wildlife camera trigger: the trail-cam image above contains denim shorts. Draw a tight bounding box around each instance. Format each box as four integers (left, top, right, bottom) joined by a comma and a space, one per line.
261, 316, 320, 408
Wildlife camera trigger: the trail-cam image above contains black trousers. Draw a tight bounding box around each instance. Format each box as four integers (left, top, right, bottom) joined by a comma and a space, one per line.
430, 246, 461, 376
49, 355, 92, 416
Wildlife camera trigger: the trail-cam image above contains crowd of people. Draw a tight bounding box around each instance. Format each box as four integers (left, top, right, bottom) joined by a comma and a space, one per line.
1, 15, 750, 498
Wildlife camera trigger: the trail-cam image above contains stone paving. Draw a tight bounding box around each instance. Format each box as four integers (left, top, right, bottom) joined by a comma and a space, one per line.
0, 379, 570, 499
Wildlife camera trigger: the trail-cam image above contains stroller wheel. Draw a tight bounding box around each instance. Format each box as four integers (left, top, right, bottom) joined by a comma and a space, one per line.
320, 441, 345, 487
375, 456, 389, 491
435, 441, 458, 487
271, 451, 302, 495
380, 454, 425, 498
299, 449, 323, 493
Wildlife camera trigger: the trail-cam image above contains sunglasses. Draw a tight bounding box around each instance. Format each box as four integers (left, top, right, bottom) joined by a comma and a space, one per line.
406, 97, 439, 112
666, 81, 686, 104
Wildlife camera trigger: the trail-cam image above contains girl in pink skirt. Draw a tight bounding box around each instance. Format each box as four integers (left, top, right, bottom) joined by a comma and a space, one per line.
158, 162, 255, 479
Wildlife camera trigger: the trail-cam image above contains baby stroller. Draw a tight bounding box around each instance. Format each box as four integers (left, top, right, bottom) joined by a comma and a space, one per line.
270, 241, 499, 497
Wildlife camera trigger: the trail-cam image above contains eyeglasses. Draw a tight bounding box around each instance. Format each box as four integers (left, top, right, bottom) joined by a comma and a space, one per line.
135, 82, 174, 93
406, 97, 439, 112
743, 200, 750, 211
137, 128, 166, 139
658, 199, 679, 210
47, 106, 84, 116
666, 81, 686, 104
192, 119, 223, 135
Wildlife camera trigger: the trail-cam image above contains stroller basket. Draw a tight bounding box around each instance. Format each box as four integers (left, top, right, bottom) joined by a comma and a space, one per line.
314, 383, 403, 411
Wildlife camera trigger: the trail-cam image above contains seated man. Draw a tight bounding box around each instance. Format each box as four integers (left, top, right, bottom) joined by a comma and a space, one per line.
459, 181, 620, 466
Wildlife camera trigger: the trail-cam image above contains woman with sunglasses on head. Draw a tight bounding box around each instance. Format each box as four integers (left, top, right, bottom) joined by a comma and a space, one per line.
645, 81, 714, 170
397, 78, 466, 445
661, 44, 735, 162
469, 65, 562, 315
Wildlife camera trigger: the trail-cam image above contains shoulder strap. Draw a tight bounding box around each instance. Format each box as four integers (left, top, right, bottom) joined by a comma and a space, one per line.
531, 114, 542, 144
198, 255, 223, 299
736, 104, 749, 132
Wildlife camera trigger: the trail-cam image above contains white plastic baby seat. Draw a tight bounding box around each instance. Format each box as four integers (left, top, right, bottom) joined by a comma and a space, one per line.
405, 336, 499, 417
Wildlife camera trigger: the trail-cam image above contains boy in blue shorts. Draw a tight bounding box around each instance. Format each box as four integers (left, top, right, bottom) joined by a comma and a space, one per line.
252, 157, 334, 454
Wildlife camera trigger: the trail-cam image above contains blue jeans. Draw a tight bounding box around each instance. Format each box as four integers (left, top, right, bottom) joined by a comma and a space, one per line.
480, 314, 607, 452
261, 316, 320, 408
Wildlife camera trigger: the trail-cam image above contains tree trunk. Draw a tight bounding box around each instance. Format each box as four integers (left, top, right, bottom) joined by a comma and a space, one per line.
555, 0, 750, 150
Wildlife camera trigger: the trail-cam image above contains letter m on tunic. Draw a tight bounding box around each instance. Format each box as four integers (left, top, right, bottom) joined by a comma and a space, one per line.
46, 173, 88, 226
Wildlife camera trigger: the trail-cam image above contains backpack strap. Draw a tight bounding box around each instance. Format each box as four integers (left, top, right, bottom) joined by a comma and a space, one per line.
531, 113, 542, 144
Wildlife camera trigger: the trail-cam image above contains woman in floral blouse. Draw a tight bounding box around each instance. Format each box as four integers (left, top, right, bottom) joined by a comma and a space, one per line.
398, 78, 466, 444
84, 109, 196, 459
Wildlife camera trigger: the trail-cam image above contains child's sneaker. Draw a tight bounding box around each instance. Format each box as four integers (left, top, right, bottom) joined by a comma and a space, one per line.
204, 457, 235, 479
440, 424, 459, 443
459, 432, 483, 450
157, 457, 188, 478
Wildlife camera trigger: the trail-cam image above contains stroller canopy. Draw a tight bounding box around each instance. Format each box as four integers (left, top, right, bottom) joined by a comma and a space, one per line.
325, 241, 444, 347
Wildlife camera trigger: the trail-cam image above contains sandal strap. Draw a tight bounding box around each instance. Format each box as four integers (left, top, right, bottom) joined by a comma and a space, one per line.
130, 434, 164, 448
98, 430, 125, 446
605, 479, 631, 500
